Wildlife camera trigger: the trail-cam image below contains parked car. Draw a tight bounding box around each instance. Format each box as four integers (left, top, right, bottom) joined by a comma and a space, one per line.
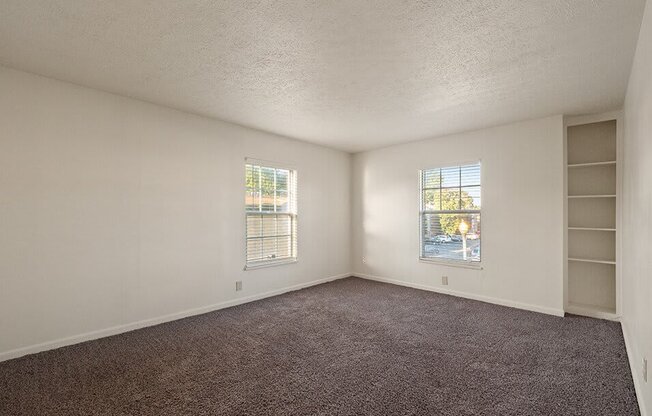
466, 233, 480, 240
471, 245, 480, 258
435, 234, 452, 243
450, 234, 462, 242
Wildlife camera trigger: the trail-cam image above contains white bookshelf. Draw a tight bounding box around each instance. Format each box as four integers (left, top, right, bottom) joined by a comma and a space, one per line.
564, 117, 619, 320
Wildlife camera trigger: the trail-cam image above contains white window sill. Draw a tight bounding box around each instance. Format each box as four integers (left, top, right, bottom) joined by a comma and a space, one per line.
244, 258, 297, 271
419, 258, 483, 270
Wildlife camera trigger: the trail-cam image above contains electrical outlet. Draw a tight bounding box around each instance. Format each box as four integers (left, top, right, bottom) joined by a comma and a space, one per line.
362, 257, 367, 264
442, 276, 448, 285
643, 358, 648, 383
235, 281, 243, 292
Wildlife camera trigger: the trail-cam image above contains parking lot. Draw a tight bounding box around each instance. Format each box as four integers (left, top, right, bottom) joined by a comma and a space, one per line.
423, 239, 480, 261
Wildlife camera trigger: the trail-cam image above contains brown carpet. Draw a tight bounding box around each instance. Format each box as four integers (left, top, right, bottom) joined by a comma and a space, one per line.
0, 277, 640, 415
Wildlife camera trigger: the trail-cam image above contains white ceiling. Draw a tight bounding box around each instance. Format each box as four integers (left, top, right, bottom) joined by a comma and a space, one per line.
0, 1, 646, 152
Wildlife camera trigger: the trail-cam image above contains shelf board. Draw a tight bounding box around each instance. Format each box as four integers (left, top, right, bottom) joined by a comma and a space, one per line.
567, 161, 616, 168
568, 227, 616, 232
566, 302, 618, 320
568, 257, 616, 265
567, 194, 616, 199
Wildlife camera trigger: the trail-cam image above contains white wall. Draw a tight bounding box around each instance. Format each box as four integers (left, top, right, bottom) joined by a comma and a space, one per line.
623, 0, 652, 413
0, 66, 352, 359
352, 116, 565, 316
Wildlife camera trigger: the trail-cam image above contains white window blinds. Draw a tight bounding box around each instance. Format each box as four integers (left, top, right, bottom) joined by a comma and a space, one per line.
420, 162, 481, 264
245, 161, 297, 268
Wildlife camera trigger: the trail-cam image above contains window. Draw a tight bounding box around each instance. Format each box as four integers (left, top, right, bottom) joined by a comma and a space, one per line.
419, 162, 481, 264
245, 160, 297, 268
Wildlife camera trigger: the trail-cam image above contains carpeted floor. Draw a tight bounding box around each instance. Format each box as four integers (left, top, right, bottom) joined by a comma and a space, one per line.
0, 277, 640, 415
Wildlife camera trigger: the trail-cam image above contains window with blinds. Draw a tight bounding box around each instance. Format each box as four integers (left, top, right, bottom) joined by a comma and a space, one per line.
419, 162, 481, 264
245, 161, 297, 268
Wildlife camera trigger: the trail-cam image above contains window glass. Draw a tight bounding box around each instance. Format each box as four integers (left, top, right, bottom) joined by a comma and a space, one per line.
245, 162, 297, 267
420, 163, 481, 264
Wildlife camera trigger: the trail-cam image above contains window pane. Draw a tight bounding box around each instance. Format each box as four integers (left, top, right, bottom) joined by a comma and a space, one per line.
262, 237, 278, 260
461, 164, 481, 186
276, 215, 292, 236
276, 235, 292, 258
421, 213, 439, 242
423, 189, 441, 210
261, 215, 277, 237
260, 166, 275, 189
276, 169, 289, 192
246, 190, 260, 212
276, 191, 289, 212
260, 167, 275, 212
441, 188, 460, 211
246, 239, 263, 262
441, 166, 460, 188
421, 213, 481, 262
461, 186, 481, 209
246, 164, 260, 190
246, 215, 262, 237
245, 162, 297, 266
261, 193, 275, 212
420, 162, 480, 264
423, 169, 441, 188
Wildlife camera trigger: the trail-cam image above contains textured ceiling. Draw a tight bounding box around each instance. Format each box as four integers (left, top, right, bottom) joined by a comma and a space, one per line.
0, 1, 646, 152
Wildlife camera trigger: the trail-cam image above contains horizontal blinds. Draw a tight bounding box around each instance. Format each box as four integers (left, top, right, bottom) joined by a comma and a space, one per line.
245, 164, 295, 214
421, 163, 481, 212
420, 162, 481, 263
245, 163, 297, 265
246, 215, 295, 263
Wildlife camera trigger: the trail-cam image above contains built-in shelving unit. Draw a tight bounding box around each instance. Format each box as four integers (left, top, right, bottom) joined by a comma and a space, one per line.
564, 117, 619, 320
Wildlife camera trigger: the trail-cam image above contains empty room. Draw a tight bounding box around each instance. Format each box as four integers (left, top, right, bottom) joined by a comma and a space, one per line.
1, 1, 651, 415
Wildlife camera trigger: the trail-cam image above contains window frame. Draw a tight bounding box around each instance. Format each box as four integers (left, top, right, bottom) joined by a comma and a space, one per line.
244, 158, 298, 270
418, 161, 483, 269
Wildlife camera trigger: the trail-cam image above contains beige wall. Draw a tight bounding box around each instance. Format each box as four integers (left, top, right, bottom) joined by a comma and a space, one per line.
623, 0, 652, 413
0, 66, 352, 359
352, 115, 565, 315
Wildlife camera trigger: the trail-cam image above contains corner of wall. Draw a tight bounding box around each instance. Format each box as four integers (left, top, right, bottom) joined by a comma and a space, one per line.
621, 0, 652, 413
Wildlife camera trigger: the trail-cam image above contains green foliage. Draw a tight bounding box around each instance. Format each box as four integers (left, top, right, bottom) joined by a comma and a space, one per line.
423, 188, 478, 235
246, 165, 292, 212
439, 189, 474, 235
422, 165, 480, 238
245, 165, 258, 189
246, 165, 283, 193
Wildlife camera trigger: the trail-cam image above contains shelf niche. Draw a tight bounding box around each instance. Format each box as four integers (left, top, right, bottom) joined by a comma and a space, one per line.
568, 229, 615, 263
567, 120, 616, 165
567, 261, 616, 314
565, 118, 618, 319
567, 164, 616, 196
568, 197, 616, 229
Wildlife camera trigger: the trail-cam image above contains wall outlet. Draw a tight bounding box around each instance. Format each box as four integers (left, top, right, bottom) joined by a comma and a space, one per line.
362, 257, 367, 264
643, 357, 648, 383
442, 276, 448, 285
235, 281, 243, 292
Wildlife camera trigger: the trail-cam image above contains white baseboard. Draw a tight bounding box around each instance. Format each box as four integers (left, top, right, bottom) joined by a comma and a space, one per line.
622, 322, 648, 416
0, 272, 351, 363
354, 272, 565, 317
